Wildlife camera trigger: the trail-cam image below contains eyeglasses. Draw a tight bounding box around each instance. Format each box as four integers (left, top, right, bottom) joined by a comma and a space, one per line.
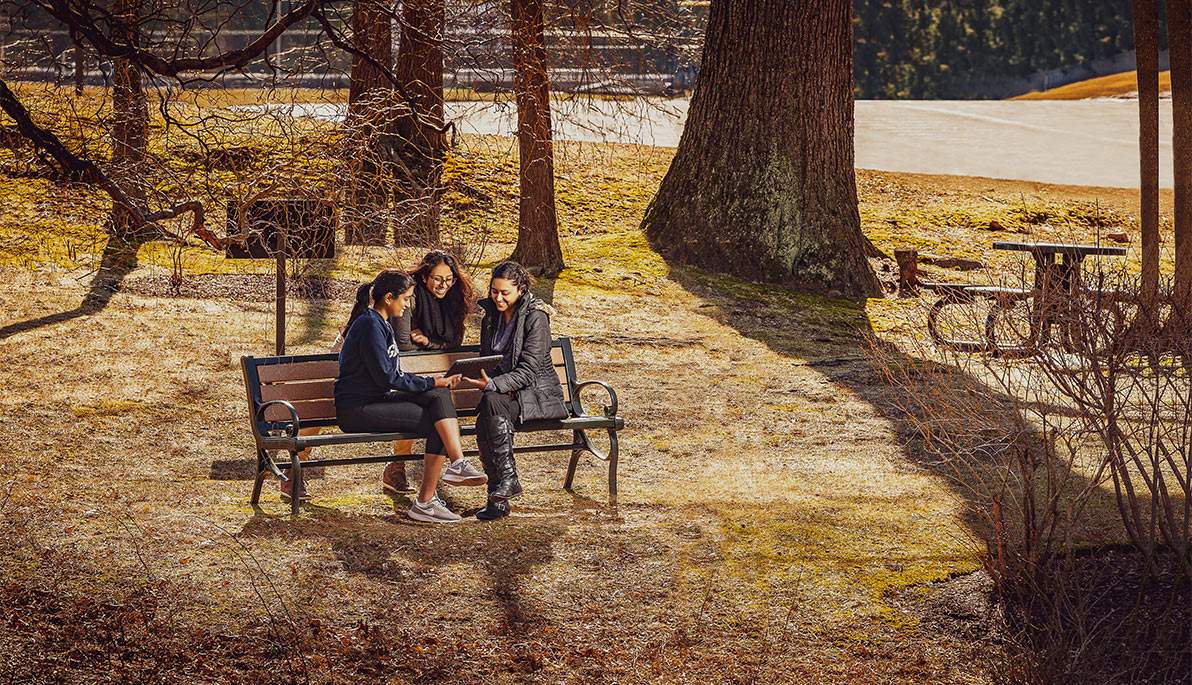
428, 275, 455, 287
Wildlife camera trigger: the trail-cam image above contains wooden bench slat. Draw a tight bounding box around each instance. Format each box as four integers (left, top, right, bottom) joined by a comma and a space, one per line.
556, 366, 571, 401
258, 360, 338, 383
400, 351, 472, 374
264, 398, 337, 422
259, 380, 563, 412
451, 388, 483, 410
261, 380, 335, 402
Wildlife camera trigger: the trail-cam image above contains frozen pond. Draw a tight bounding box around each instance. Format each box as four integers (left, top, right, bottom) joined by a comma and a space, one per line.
247, 98, 1171, 189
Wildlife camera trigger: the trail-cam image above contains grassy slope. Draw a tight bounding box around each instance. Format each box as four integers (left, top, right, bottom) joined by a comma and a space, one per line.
0, 122, 1160, 681
1010, 69, 1172, 100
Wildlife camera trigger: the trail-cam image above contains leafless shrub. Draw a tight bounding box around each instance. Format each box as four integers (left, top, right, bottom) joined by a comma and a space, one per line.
873, 258, 1192, 683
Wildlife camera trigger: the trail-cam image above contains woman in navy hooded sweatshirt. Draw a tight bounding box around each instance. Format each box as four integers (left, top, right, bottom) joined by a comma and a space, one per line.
334, 269, 487, 523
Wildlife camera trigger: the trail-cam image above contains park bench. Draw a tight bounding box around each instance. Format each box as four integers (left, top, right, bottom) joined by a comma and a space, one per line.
240, 337, 624, 517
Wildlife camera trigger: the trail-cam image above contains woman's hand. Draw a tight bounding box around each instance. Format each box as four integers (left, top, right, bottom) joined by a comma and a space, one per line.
436, 374, 462, 389
411, 329, 429, 346
461, 369, 490, 390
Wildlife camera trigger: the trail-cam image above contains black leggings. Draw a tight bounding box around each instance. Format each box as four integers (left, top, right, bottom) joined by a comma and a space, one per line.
475, 391, 519, 441
337, 388, 456, 455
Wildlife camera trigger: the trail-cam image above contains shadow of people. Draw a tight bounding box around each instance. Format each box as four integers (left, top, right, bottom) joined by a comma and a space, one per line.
238, 501, 578, 636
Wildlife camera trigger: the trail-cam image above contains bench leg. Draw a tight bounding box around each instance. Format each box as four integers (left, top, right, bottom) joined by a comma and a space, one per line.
250, 449, 268, 506
564, 431, 584, 491
289, 450, 303, 519
607, 430, 619, 498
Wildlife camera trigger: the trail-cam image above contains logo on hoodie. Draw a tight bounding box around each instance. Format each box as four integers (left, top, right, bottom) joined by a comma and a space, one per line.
387, 342, 398, 359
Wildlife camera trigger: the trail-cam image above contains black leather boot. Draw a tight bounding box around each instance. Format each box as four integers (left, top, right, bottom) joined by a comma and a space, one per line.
474, 419, 508, 521
476, 498, 510, 521
483, 415, 522, 501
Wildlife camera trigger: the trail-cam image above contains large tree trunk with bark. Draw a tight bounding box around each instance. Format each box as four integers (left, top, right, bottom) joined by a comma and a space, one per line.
392, 0, 444, 246
108, 0, 148, 251
640, 0, 878, 297
509, 0, 564, 276
344, 0, 394, 245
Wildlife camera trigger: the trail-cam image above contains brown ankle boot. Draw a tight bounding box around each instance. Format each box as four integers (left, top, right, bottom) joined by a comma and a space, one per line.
382, 462, 414, 494
279, 477, 310, 502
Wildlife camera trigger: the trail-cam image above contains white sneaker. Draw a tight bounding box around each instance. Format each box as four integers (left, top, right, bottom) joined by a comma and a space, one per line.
408, 496, 462, 523
441, 458, 488, 487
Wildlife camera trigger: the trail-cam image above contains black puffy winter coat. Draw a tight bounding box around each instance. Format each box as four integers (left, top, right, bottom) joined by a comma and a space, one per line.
478, 293, 567, 422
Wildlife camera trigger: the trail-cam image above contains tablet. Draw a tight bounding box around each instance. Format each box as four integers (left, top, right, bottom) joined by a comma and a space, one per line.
444, 355, 503, 378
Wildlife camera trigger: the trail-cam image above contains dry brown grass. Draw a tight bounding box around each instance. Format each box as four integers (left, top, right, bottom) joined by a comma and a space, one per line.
1010, 70, 1172, 100
0, 134, 1163, 682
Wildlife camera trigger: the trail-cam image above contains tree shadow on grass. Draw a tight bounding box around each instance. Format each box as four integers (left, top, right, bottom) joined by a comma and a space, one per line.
666, 264, 1192, 681
0, 237, 140, 340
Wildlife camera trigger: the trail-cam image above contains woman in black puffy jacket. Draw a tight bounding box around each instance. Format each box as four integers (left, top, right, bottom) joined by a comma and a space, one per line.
462, 262, 566, 521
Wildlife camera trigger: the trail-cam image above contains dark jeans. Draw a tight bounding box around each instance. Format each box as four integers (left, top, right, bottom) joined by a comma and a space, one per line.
476, 391, 519, 442
337, 388, 456, 455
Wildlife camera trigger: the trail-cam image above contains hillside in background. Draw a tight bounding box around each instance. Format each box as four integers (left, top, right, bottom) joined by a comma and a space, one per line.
853, 0, 1156, 99
1010, 69, 1171, 99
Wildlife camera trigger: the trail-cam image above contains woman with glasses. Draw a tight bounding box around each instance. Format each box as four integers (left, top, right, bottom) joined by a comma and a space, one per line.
394, 250, 475, 352
383, 250, 480, 493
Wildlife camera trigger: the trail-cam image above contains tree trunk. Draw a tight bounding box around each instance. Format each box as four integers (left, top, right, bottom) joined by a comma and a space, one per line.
344, 0, 394, 245
394, 0, 444, 159
108, 0, 148, 254
509, 0, 564, 276
1135, 0, 1161, 309
392, 0, 444, 246
640, 0, 878, 297
73, 31, 84, 96
347, 0, 393, 116
1168, 0, 1192, 311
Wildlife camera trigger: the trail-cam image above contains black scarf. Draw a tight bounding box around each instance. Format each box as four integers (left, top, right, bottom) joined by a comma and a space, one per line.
413, 279, 455, 346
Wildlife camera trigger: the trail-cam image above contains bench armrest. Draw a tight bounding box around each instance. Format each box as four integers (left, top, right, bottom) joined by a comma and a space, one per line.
255, 400, 301, 438
574, 380, 619, 419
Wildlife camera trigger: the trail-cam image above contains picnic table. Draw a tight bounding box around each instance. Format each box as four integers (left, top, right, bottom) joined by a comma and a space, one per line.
927, 241, 1128, 356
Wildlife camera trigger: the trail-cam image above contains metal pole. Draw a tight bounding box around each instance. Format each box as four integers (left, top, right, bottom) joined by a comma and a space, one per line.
276, 250, 286, 355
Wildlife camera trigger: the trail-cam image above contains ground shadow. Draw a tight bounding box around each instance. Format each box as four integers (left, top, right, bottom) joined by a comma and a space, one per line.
236, 495, 605, 635
666, 265, 1189, 681
0, 237, 140, 340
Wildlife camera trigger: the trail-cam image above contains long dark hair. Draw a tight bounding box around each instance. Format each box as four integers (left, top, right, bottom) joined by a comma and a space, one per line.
409, 249, 475, 332
490, 261, 535, 295
346, 269, 415, 331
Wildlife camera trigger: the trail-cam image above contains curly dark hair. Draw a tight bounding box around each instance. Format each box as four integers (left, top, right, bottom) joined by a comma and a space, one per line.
408, 249, 476, 333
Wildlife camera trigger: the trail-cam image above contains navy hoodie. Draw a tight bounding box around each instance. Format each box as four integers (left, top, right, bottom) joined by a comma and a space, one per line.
334, 309, 435, 408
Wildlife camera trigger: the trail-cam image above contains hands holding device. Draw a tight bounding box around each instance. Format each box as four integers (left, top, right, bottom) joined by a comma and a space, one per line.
438, 355, 501, 391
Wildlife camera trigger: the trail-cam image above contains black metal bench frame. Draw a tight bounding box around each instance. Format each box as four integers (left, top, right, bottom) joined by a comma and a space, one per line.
241, 337, 624, 517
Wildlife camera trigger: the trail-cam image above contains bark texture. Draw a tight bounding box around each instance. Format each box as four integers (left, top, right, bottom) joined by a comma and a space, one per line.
347, 0, 393, 117
1168, 0, 1192, 308
344, 0, 394, 245
394, 0, 444, 160
108, 0, 148, 249
509, 0, 564, 276
393, 0, 445, 245
1135, 0, 1161, 307
640, 0, 878, 297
